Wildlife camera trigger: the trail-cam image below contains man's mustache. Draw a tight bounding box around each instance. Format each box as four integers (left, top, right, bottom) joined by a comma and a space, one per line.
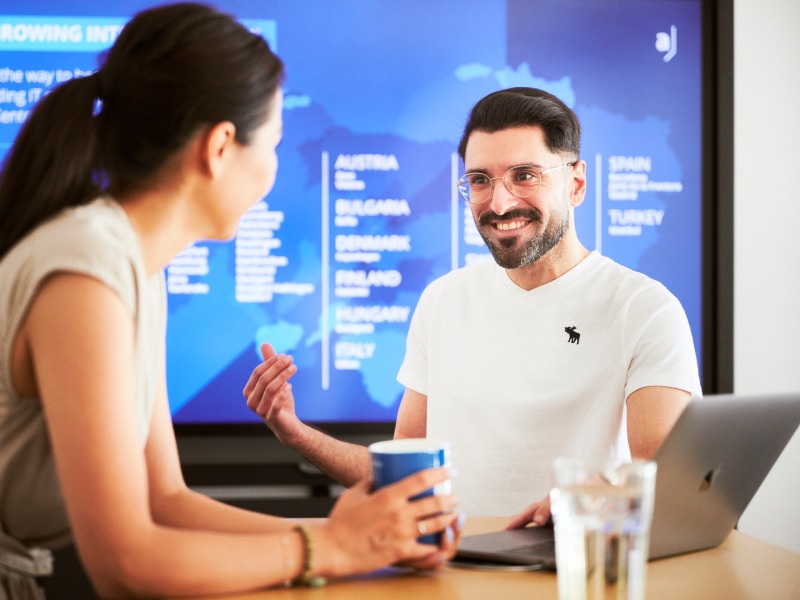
478, 207, 543, 227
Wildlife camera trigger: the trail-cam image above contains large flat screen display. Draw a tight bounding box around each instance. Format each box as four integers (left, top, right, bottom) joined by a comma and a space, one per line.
1, 1, 713, 426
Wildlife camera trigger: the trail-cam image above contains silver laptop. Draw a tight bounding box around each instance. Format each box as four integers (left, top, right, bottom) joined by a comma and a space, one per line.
453, 392, 800, 570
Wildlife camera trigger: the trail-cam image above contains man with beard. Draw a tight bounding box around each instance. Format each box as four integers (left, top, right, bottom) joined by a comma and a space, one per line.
244, 88, 701, 527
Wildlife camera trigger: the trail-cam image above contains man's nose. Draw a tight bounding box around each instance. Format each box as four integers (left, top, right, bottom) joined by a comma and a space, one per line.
488, 178, 520, 216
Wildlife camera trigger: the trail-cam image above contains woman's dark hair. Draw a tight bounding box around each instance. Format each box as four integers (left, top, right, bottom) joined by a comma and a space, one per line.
0, 2, 284, 259
457, 87, 581, 162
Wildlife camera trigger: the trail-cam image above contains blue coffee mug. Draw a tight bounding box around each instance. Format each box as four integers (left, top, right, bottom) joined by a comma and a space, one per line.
369, 438, 451, 545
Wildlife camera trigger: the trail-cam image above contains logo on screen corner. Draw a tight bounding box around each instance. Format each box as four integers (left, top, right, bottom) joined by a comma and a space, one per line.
656, 25, 678, 63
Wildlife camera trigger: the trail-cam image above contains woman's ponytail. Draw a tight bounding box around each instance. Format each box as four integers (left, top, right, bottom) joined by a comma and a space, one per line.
0, 73, 103, 259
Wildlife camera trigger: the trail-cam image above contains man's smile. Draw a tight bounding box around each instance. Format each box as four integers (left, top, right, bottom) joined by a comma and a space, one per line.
478, 207, 542, 230
494, 219, 528, 232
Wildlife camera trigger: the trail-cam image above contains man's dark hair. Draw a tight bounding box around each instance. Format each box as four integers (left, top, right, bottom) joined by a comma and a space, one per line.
457, 87, 581, 162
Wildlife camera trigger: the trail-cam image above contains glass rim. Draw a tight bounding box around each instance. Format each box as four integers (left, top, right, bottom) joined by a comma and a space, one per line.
456, 161, 575, 204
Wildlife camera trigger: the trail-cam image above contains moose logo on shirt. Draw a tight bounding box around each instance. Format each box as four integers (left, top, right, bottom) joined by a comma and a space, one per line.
564, 326, 580, 344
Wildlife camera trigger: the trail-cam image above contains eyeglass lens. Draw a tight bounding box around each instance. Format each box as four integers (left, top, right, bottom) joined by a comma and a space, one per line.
458, 166, 541, 204
457, 163, 573, 204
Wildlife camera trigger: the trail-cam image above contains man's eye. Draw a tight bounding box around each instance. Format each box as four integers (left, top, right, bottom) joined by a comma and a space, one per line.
469, 174, 489, 185
512, 169, 538, 182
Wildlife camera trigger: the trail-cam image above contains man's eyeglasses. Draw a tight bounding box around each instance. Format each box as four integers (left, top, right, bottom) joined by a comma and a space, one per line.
456, 162, 575, 205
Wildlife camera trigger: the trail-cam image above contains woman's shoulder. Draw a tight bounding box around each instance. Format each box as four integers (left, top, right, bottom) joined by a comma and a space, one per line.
40, 197, 133, 252
3, 198, 143, 311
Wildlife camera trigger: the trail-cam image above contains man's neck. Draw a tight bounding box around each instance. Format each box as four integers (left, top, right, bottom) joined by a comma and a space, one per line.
504, 239, 591, 291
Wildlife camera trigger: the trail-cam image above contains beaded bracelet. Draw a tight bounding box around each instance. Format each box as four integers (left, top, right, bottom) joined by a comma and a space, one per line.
292, 524, 327, 588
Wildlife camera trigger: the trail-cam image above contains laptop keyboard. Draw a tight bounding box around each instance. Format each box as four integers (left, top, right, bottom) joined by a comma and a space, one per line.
504, 541, 556, 556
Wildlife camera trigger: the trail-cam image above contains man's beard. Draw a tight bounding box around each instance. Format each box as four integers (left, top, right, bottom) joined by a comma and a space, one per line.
476, 204, 570, 269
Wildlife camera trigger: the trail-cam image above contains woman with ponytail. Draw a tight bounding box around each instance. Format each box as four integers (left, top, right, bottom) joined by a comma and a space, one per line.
0, 4, 459, 598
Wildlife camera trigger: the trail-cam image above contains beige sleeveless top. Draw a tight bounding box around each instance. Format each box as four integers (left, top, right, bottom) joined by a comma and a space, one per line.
0, 197, 164, 549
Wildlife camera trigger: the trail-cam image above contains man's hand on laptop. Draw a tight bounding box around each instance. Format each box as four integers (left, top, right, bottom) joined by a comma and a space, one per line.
506, 494, 551, 530
244, 342, 304, 445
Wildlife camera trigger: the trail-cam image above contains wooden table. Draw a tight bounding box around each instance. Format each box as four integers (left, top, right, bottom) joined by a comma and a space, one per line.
182, 517, 800, 599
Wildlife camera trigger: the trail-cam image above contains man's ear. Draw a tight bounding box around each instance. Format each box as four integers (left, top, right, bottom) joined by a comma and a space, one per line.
569, 159, 587, 208
202, 121, 237, 179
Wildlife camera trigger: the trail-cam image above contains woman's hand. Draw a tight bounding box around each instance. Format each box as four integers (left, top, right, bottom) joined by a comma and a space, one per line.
393, 513, 463, 570
314, 467, 460, 578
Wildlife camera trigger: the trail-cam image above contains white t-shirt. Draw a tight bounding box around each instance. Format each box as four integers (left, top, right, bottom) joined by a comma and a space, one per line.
397, 252, 701, 516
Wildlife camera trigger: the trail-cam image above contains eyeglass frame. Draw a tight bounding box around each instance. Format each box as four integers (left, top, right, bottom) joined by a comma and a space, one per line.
456, 161, 576, 205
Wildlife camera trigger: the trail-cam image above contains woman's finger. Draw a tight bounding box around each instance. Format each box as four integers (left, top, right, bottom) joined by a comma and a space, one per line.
377, 467, 453, 502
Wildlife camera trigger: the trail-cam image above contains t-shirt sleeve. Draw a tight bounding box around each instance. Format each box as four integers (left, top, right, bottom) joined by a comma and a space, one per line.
396, 280, 439, 395
623, 282, 703, 399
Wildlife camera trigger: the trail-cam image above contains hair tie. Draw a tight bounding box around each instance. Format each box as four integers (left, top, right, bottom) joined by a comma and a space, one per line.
93, 69, 110, 100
